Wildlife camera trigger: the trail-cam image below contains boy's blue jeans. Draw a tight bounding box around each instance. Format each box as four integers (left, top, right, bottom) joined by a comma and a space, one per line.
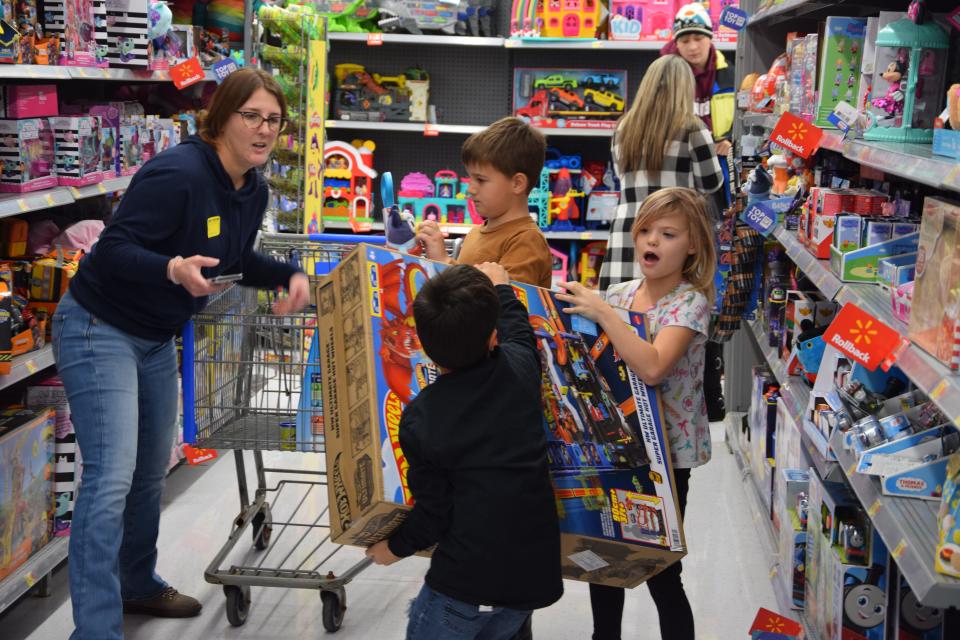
53, 292, 179, 640
406, 584, 531, 640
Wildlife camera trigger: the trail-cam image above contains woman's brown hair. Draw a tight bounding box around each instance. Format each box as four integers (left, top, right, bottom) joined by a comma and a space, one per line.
631, 187, 717, 302
198, 68, 287, 144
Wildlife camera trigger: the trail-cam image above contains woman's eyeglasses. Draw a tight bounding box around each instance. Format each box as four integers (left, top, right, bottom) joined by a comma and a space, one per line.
235, 111, 286, 132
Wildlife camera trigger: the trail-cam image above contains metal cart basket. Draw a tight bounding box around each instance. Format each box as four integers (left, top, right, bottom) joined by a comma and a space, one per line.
182, 233, 388, 633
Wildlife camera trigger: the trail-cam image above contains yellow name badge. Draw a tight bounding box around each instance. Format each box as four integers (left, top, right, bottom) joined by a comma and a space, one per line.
207, 216, 221, 238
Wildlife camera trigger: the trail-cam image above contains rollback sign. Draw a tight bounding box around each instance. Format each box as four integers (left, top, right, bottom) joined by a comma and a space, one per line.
770, 112, 824, 159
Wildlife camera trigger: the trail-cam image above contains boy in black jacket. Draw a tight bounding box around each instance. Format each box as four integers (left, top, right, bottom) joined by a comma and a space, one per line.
366, 262, 563, 639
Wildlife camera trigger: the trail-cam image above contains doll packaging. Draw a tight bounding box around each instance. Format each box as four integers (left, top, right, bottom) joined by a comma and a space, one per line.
908, 196, 960, 370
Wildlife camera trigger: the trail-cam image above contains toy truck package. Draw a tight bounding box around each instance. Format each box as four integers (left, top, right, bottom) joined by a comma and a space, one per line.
319, 245, 686, 588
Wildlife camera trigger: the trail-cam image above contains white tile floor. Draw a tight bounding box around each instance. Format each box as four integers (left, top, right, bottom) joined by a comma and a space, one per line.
2, 423, 777, 640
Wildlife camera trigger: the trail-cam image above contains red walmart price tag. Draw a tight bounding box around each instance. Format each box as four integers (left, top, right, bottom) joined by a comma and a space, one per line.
770, 112, 824, 159
822, 303, 902, 371
423, 123, 440, 137
170, 57, 205, 90
367, 33, 383, 46
183, 444, 218, 465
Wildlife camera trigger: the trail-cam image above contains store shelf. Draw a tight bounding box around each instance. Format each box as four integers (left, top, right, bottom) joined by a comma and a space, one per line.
845, 139, 960, 193
539, 127, 616, 137
324, 120, 485, 135
749, 0, 824, 26
329, 32, 504, 47
0, 65, 72, 80
504, 38, 737, 52
771, 225, 843, 299
830, 429, 960, 608
0, 65, 217, 82
742, 112, 778, 129
0, 537, 68, 615
820, 130, 845, 153
0, 346, 55, 392
0, 175, 132, 220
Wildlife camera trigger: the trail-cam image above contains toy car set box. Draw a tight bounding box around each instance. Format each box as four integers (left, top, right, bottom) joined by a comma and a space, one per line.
514, 68, 627, 130
319, 245, 686, 588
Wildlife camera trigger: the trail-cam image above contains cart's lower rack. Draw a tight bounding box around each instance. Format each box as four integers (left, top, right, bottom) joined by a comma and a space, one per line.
829, 429, 960, 608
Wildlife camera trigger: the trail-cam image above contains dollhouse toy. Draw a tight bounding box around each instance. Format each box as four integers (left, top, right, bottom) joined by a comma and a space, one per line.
537, 0, 600, 39
319, 140, 377, 228
397, 170, 479, 224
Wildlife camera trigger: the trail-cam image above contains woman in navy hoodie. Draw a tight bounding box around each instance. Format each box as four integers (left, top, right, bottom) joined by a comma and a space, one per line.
52, 68, 309, 640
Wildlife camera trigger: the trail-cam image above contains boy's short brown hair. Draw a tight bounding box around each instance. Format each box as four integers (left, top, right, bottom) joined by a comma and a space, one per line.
461, 117, 546, 194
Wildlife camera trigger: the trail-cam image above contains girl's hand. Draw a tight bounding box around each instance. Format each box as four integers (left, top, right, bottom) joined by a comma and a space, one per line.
415, 220, 451, 263
273, 272, 310, 315
715, 139, 733, 157
555, 281, 611, 323
172, 255, 230, 297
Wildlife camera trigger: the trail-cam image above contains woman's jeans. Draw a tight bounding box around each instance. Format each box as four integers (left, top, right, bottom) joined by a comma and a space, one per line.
53, 292, 179, 640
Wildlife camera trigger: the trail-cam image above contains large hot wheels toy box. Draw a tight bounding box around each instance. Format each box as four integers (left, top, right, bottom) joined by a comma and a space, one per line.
319, 245, 685, 588
0, 408, 55, 580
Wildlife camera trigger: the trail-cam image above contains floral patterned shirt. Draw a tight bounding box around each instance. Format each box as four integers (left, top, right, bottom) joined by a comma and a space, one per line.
604, 278, 712, 469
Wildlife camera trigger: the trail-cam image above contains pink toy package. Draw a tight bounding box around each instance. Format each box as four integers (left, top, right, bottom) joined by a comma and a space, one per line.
609, 0, 676, 42
710, 1, 739, 44
0, 119, 58, 193
5, 85, 59, 119
58, 0, 102, 67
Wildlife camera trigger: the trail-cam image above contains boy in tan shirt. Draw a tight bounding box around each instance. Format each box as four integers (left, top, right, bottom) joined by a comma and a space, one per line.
418, 117, 553, 289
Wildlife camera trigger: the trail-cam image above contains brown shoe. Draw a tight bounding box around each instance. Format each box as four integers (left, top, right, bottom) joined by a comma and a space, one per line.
123, 586, 202, 618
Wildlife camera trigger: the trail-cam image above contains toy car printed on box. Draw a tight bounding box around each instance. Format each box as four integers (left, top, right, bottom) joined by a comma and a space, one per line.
319, 245, 685, 588
515, 68, 627, 130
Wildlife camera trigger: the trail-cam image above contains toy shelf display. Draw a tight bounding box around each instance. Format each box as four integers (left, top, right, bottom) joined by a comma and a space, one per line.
729, 0, 960, 630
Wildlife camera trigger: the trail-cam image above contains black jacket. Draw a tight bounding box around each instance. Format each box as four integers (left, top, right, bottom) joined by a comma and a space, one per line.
387, 285, 563, 610
70, 136, 297, 341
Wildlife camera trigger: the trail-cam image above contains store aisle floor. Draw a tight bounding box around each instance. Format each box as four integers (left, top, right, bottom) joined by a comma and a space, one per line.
4, 422, 776, 640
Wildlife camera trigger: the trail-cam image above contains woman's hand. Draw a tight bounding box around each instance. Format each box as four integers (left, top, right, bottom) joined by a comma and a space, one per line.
715, 139, 733, 157
555, 281, 612, 323
273, 272, 310, 315
415, 220, 451, 263
171, 255, 230, 297
365, 540, 400, 566
476, 262, 509, 286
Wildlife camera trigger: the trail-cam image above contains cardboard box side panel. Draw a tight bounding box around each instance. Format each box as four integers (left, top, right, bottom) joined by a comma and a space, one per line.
560, 533, 683, 589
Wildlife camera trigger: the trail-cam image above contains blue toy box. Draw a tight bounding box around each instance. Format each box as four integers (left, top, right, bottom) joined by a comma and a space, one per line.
319, 245, 685, 588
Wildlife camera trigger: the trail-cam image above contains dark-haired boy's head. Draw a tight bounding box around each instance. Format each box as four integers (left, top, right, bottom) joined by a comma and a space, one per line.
461, 116, 545, 195
413, 265, 500, 370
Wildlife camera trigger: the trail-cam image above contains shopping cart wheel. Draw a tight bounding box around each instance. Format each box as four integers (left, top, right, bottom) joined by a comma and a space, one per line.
253, 507, 272, 551
224, 585, 251, 627
320, 590, 344, 632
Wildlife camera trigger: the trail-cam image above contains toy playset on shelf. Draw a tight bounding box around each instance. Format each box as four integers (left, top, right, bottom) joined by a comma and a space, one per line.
509, 0, 738, 44
514, 68, 627, 130
332, 62, 429, 123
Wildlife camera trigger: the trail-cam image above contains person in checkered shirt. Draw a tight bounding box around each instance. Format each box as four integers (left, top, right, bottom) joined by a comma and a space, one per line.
599, 55, 723, 293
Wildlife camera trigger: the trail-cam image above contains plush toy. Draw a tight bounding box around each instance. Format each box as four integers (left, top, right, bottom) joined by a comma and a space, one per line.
794, 319, 827, 383
743, 165, 772, 206
385, 205, 420, 254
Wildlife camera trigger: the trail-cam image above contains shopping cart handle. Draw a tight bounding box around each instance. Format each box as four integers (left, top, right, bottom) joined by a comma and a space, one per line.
306, 233, 387, 245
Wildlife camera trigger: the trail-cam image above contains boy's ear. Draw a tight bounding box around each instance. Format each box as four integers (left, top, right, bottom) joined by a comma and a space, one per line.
488, 328, 498, 350
512, 172, 529, 195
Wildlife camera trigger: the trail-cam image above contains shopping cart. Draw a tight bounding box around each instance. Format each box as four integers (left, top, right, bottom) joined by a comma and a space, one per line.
182, 233, 389, 633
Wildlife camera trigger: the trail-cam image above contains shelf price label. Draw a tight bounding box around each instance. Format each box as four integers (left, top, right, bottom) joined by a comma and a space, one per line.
25, 360, 37, 374
719, 6, 749, 31
868, 499, 881, 517
822, 303, 902, 371
366, 32, 383, 46
423, 123, 440, 137
740, 202, 777, 236
892, 540, 907, 559
170, 57, 205, 90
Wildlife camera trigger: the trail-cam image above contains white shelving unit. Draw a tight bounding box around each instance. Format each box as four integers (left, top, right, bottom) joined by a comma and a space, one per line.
0, 175, 133, 221
0, 65, 218, 82
0, 537, 68, 614
328, 32, 737, 52
321, 219, 610, 241
324, 119, 616, 138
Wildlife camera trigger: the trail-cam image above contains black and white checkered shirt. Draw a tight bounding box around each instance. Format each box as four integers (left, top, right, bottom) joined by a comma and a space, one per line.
599, 123, 723, 292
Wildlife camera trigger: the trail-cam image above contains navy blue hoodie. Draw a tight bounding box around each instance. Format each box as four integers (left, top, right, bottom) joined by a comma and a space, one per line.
70, 136, 298, 341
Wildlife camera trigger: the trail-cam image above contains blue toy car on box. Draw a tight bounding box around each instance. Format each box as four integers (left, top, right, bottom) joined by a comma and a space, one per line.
581, 73, 620, 89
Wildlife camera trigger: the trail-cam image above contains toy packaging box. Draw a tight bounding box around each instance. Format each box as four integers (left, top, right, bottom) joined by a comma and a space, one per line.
89, 104, 121, 176
514, 68, 627, 130
105, 0, 150, 69
608, 0, 675, 42
775, 469, 809, 610
805, 470, 890, 640
51, 116, 104, 187
319, 245, 686, 588
0, 408, 55, 581
26, 379, 80, 537
43, 0, 103, 67
908, 197, 960, 370
710, 0, 739, 44
829, 232, 919, 284
935, 453, 960, 578
0, 119, 58, 193
891, 575, 946, 639
814, 17, 868, 129
4, 85, 58, 119
333, 64, 429, 123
